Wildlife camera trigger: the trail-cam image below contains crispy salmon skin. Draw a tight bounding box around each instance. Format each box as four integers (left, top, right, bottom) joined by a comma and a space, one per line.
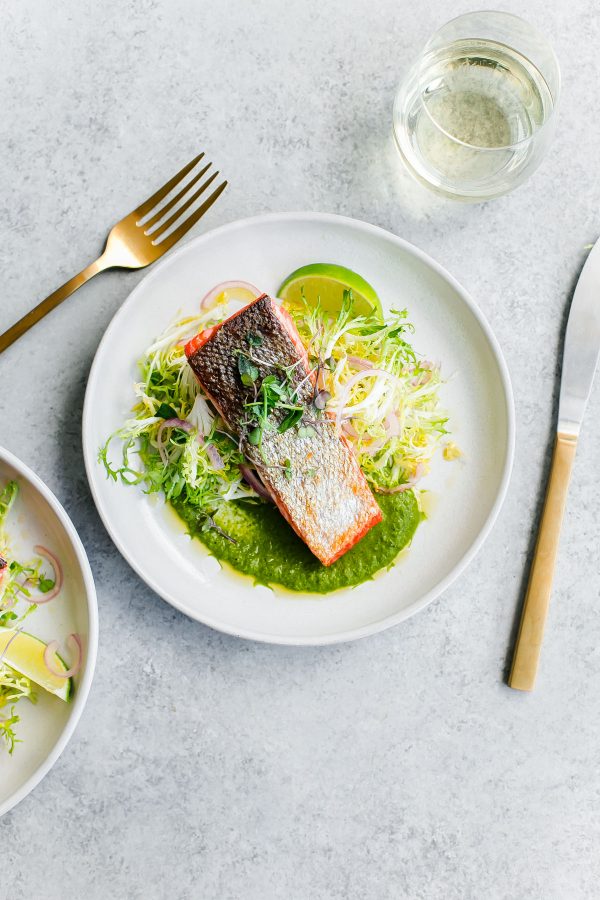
185, 294, 382, 565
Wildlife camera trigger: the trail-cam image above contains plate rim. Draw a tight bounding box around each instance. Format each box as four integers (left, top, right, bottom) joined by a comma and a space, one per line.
82, 211, 515, 645
0, 446, 98, 817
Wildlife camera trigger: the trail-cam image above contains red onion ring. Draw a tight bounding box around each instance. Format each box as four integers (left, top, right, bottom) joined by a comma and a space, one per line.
384, 412, 401, 437
360, 437, 386, 456
239, 465, 273, 501
342, 421, 359, 438
200, 281, 260, 311
157, 418, 193, 464
25, 545, 63, 604
347, 355, 372, 370
44, 633, 83, 678
206, 444, 224, 471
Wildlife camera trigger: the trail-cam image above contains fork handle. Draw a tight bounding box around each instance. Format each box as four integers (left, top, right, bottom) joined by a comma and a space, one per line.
0, 254, 109, 354
508, 431, 578, 692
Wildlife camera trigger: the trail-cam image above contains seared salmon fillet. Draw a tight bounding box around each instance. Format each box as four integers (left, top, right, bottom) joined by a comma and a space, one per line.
185, 294, 382, 565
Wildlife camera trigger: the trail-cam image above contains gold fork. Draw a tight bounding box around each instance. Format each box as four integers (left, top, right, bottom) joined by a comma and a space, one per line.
0, 153, 227, 353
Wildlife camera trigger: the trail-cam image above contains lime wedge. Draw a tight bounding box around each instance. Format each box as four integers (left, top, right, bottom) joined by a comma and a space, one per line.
0, 627, 72, 701
277, 263, 383, 321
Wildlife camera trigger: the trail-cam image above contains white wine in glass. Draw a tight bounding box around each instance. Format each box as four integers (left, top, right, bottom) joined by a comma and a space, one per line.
393, 13, 560, 201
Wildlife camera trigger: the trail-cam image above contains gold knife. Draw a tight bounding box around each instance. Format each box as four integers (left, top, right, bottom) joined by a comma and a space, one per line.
509, 238, 600, 691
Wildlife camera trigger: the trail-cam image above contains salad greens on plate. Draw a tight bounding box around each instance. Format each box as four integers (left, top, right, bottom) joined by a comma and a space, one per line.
101, 283, 449, 516
0, 480, 77, 755
99, 267, 456, 591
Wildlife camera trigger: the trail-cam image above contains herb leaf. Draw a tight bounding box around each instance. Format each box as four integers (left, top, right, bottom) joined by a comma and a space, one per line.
246, 332, 263, 347
38, 577, 55, 594
238, 354, 259, 386
155, 403, 178, 419
278, 408, 303, 433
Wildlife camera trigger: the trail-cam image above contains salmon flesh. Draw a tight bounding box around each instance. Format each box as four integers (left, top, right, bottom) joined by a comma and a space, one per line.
185, 294, 382, 565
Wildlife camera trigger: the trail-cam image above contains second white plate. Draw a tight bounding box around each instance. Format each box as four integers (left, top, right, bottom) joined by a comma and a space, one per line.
0, 447, 97, 817
83, 212, 514, 644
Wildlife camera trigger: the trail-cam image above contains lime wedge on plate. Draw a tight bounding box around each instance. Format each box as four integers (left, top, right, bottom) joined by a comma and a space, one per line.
0, 627, 72, 701
277, 263, 383, 321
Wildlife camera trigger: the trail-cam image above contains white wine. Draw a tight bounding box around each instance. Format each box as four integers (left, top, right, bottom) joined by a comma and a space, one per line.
394, 37, 556, 200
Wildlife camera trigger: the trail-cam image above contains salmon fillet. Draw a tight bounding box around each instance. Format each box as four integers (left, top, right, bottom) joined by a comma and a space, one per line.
185, 294, 382, 565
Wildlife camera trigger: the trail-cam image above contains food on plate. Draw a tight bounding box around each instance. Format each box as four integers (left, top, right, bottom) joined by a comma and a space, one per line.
278, 263, 383, 320
185, 294, 382, 565
0, 629, 74, 702
100, 267, 453, 592
0, 480, 79, 754
0, 555, 7, 593
200, 490, 420, 593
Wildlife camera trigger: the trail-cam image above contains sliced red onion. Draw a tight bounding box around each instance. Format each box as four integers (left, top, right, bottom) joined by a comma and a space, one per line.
374, 463, 425, 493
200, 280, 260, 311
411, 371, 432, 387
157, 418, 193, 464
206, 444, 224, 470
160, 417, 192, 431
239, 465, 273, 501
342, 421, 359, 438
347, 355, 372, 370
44, 633, 83, 678
360, 437, 386, 456
374, 482, 414, 494
384, 412, 402, 437
26, 545, 63, 604
314, 390, 331, 410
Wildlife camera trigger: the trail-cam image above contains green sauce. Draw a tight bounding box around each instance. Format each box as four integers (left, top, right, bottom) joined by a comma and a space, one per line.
172, 491, 421, 594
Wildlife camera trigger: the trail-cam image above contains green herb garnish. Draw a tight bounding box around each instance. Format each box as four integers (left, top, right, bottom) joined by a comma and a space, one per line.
155, 402, 178, 419
278, 408, 303, 434
237, 354, 259, 387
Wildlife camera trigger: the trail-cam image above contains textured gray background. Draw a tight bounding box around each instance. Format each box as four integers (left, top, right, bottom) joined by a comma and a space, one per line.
1, 1, 599, 898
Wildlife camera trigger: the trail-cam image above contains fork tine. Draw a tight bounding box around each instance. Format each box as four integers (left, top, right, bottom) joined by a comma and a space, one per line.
155, 180, 228, 252
144, 161, 212, 231
151, 171, 220, 239
135, 152, 205, 219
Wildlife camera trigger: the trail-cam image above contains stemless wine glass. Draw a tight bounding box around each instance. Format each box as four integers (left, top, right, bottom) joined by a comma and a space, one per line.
392, 11, 560, 201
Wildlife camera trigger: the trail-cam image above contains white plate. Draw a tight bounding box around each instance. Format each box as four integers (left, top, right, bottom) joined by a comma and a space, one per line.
0, 447, 97, 817
83, 212, 514, 645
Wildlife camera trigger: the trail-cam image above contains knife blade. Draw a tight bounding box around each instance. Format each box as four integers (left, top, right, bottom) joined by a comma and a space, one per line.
509, 237, 600, 691
558, 238, 600, 436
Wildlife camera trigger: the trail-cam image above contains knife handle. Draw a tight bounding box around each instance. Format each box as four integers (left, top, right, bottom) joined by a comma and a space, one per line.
508, 432, 578, 692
